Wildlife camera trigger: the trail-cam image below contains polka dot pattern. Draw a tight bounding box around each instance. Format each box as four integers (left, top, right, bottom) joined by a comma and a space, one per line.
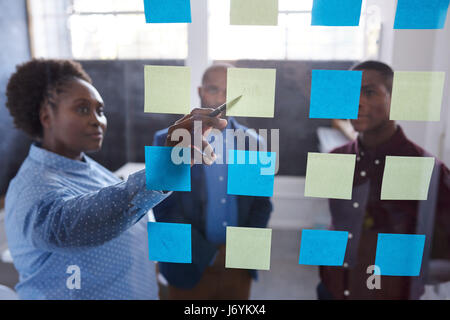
4, 143, 169, 299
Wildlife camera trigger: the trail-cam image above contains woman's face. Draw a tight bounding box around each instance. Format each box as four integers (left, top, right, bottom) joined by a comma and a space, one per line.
41, 78, 107, 159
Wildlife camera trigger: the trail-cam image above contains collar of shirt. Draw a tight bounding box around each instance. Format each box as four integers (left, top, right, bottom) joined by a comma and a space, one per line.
354, 125, 409, 159
28, 142, 93, 173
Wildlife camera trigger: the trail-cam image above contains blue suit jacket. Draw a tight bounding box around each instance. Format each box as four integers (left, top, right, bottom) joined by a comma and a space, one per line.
152, 117, 273, 289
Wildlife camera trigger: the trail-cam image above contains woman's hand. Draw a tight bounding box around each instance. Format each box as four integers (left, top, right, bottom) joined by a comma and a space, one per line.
165, 108, 227, 166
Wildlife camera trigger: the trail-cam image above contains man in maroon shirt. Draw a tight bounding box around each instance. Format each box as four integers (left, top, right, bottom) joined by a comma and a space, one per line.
318, 61, 450, 300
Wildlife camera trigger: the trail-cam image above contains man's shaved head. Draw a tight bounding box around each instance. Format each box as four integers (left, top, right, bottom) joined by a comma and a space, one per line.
198, 63, 235, 110
201, 63, 235, 85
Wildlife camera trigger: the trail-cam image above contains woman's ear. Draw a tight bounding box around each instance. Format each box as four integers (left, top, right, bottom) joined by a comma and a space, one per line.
39, 102, 52, 130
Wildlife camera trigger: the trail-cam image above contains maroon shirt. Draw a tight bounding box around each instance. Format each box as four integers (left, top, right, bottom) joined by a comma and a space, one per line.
320, 126, 450, 299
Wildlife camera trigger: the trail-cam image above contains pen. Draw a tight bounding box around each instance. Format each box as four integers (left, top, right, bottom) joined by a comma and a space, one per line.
207, 95, 243, 117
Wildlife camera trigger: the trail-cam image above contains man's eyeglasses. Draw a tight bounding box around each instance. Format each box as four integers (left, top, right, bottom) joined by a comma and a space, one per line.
204, 86, 226, 96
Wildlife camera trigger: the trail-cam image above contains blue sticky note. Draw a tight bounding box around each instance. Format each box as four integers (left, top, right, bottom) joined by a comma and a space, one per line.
147, 222, 191, 263
145, 146, 191, 191
227, 150, 276, 197
299, 229, 348, 266
144, 0, 192, 23
311, 0, 363, 26
309, 70, 362, 119
375, 233, 425, 276
394, 0, 449, 29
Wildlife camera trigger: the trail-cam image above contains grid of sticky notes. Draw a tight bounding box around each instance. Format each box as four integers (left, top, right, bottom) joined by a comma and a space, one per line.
140, 0, 446, 275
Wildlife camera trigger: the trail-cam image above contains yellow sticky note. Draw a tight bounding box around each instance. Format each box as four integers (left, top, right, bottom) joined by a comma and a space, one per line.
390, 72, 445, 121
304, 153, 356, 200
230, 0, 278, 26
144, 65, 191, 114
381, 156, 435, 200
225, 227, 272, 270
226, 68, 276, 118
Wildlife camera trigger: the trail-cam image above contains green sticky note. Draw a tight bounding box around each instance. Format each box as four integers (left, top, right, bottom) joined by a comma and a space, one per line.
304, 153, 356, 200
225, 227, 272, 270
226, 68, 276, 118
390, 72, 446, 121
144, 65, 191, 114
230, 0, 278, 26
381, 156, 435, 200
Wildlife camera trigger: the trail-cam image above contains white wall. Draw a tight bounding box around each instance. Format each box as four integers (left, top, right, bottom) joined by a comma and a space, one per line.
372, 0, 450, 165
186, 0, 210, 109
27, 0, 72, 58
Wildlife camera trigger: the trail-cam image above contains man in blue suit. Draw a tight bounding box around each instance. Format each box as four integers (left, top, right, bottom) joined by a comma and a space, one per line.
152, 64, 273, 299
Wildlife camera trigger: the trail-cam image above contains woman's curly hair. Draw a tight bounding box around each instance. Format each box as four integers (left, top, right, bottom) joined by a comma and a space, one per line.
5, 59, 92, 139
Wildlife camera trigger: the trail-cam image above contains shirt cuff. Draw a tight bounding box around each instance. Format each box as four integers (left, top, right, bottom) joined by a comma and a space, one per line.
126, 169, 172, 212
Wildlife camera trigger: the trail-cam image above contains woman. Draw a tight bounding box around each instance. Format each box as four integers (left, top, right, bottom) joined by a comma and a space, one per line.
4, 59, 226, 299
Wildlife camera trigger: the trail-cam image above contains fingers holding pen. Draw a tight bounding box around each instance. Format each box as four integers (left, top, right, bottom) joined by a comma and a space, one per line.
165, 108, 227, 165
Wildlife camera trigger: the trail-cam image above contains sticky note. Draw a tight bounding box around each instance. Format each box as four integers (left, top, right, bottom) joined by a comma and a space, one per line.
375, 233, 425, 276
230, 0, 278, 26
299, 229, 348, 266
304, 153, 356, 200
389, 72, 446, 122
147, 222, 191, 263
145, 146, 191, 191
225, 227, 272, 270
380, 156, 435, 200
309, 70, 362, 119
144, 65, 190, 114
226, 68, 276, 118
227, 150, 276, 197
394, 0, 449, 29
311, 0, 363, 26
144, 0, 192, 23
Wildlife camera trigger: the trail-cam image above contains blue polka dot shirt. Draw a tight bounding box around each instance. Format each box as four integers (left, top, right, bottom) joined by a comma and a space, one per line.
5, 143, 170, 299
